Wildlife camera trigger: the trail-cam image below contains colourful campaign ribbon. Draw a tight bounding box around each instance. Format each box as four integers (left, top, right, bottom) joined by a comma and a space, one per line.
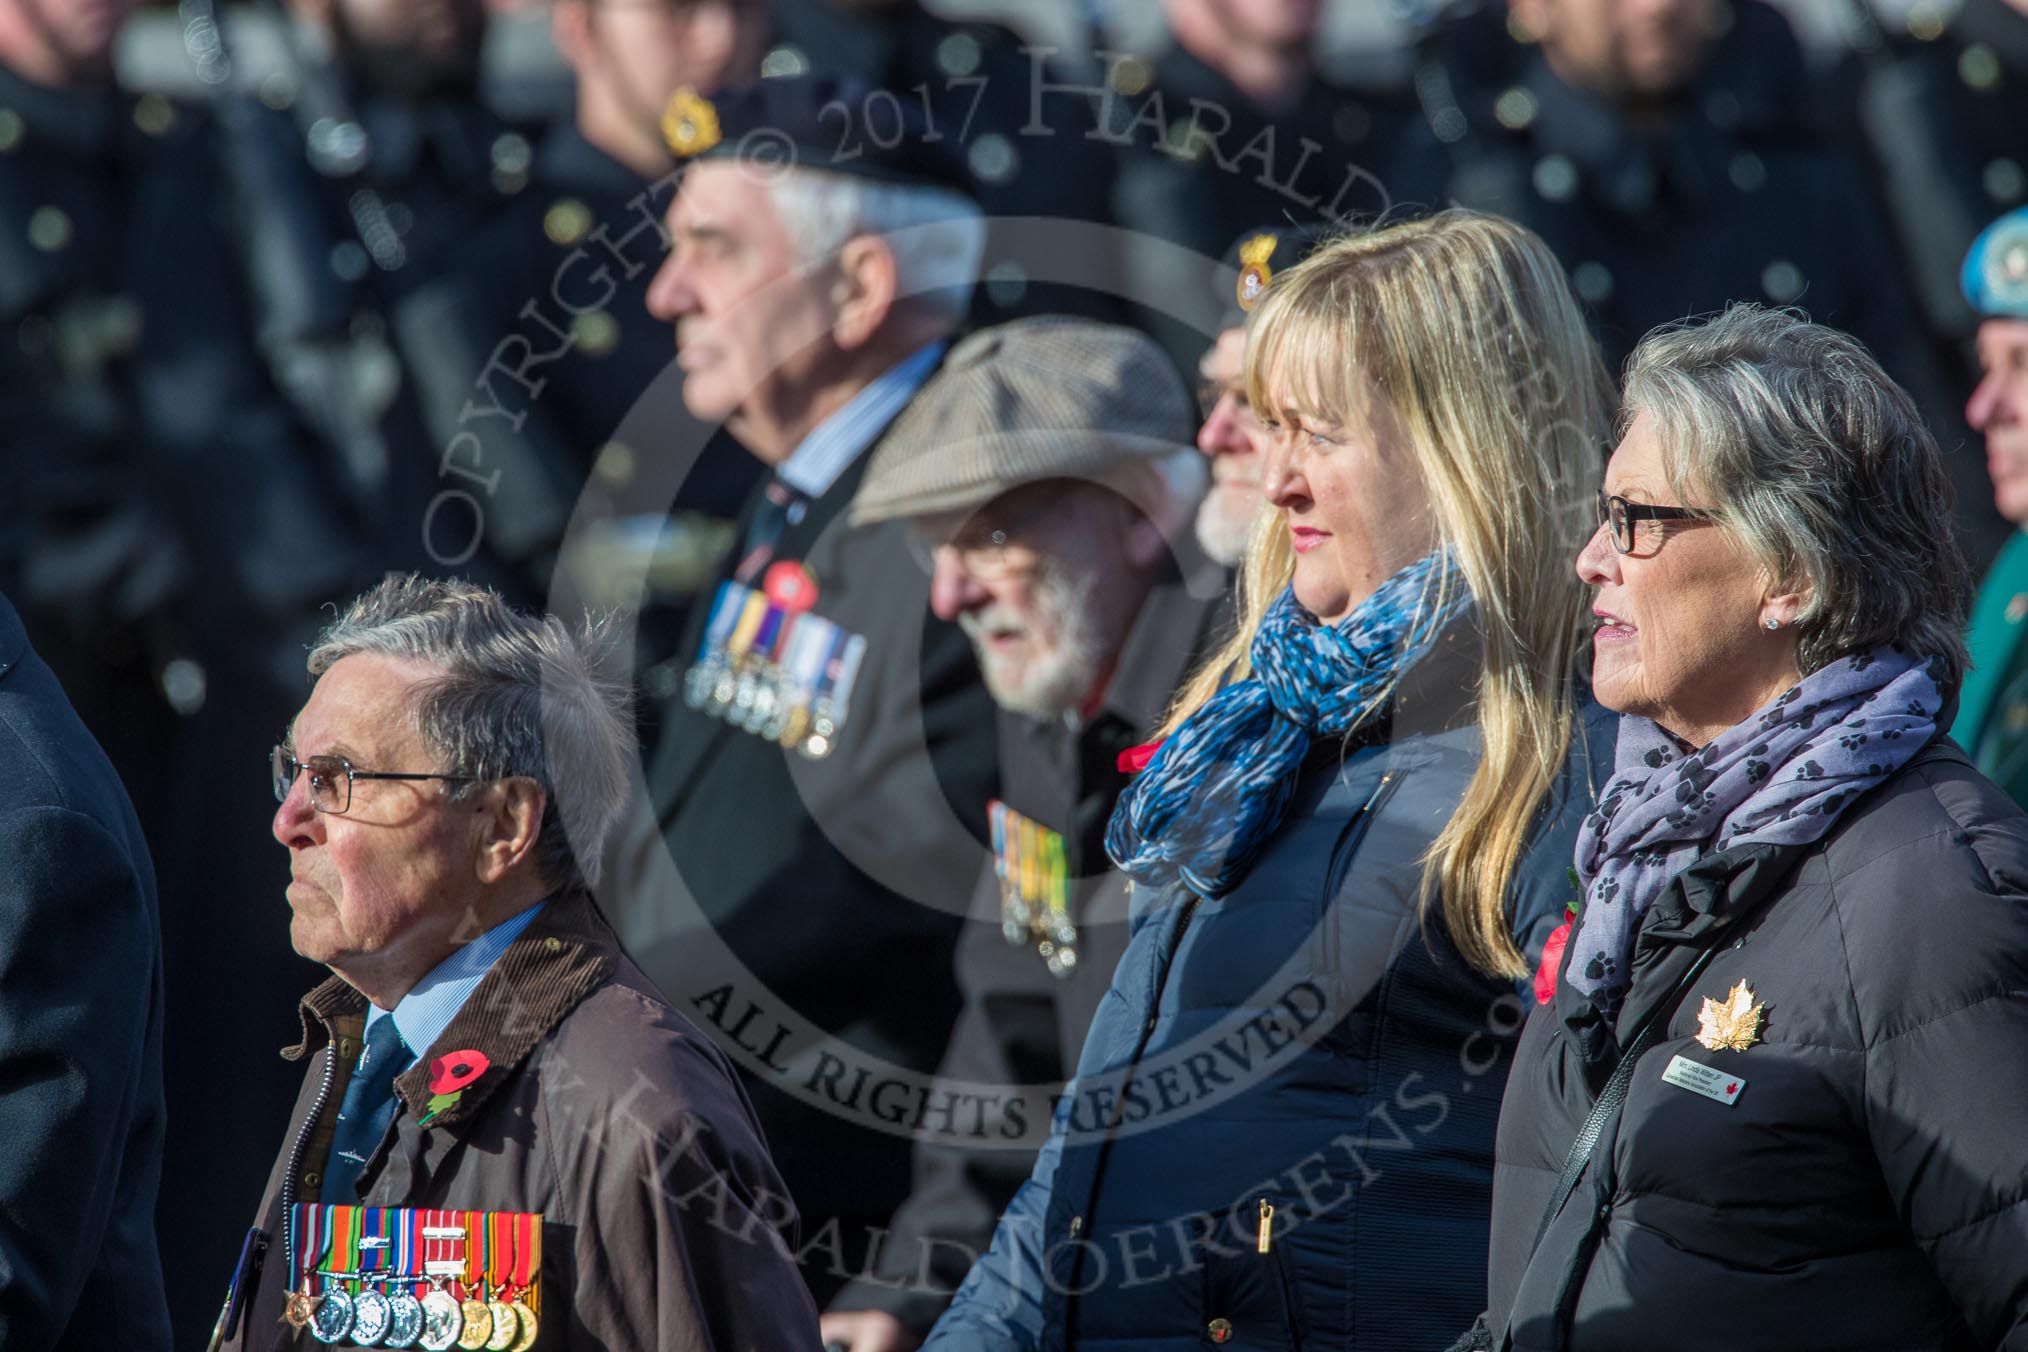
360, 1206, 385, 1291
514, 1212, 540, 1316
989, 801, 1009, 884
1045, 830, 1069, 923
463, 1209, 487, 1303
332, 1205, 360, 1289
488, 1212, 511, 1301
695, 582, 750, 662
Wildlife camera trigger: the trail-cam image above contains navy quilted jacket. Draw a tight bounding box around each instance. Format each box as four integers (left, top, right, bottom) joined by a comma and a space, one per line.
927, 638, 1611, 1351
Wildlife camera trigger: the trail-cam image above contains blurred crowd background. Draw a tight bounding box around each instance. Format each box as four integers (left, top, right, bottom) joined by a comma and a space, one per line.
3, 0, 2023, 1344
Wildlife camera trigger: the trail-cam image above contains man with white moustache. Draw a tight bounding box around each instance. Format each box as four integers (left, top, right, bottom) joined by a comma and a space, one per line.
1193, 224, 1339, 566
821, 317, 1225, 1350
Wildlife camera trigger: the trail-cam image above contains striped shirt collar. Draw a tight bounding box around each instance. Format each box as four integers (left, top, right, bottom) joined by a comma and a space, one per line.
365, 902, 545, 1066
774, 340, 945, 501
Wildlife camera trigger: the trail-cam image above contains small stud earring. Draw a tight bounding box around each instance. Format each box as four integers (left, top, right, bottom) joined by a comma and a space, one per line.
1764, 617, 1781, 631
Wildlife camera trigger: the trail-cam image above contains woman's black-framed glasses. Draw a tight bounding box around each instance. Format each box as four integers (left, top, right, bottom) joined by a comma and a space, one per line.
271, 746, 478, 816
1595, 488, 1711, 555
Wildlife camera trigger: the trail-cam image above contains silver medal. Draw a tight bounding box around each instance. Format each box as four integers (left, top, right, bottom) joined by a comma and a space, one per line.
350, 1289, 393, 1346
307, 1286, 354, 1344
382, 1293, 426, 1349
418, 1289, 463, 1351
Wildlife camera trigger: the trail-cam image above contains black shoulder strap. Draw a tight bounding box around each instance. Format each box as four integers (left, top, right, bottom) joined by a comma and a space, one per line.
1524, 951, 1708, 1257
1505, 876, 1787, 1349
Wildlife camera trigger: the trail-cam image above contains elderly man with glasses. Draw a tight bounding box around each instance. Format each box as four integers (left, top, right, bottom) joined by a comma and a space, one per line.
820, 317, 1221, 1350
212, 574, 820, 1352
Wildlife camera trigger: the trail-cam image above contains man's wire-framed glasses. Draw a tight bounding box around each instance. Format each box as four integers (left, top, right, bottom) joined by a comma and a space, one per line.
271, 746, 479, 815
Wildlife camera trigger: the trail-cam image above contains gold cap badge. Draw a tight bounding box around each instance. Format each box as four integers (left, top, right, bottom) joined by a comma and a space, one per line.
662, 86, 721, 159
1696, 980, 1764, 1052
1237, 233, 1278, 312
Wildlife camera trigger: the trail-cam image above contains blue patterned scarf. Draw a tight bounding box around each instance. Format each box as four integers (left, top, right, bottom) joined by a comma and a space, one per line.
1567, 645, 1945, 1009
1105, 551, 1470, 898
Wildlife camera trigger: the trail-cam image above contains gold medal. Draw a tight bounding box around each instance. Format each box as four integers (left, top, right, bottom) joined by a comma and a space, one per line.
484, 1300, 517, 1350
507, 1300, 538, 1352
456, 1298, 493, 1349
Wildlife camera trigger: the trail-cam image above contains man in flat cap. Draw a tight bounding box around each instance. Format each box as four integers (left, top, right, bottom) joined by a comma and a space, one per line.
610, 73, 1002, 1301
1952, 207, 2028, 802
822, 317, 1223, 1350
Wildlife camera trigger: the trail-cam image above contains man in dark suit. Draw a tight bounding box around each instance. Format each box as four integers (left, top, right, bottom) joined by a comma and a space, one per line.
603, 74, 1002, 1303
0, 589, 169, 1350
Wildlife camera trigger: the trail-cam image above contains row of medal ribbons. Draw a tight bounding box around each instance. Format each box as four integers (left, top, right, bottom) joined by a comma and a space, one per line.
287, 1204, 541, 1350
684, 579, 868, 761
989, 799, 1080, 979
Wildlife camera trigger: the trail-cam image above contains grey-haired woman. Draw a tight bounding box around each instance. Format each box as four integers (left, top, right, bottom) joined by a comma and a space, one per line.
1486, 305, 2028, 1350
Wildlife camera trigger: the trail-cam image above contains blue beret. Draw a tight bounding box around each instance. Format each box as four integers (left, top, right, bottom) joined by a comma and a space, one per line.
1962, 207, 2028, 319
661, 74, 975, 200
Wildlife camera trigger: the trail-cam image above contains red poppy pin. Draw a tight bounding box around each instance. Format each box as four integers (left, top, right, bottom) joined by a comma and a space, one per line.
1533, 921, 1571, 1006
763, 560, 820, 614
420, 1049, 491, 1124
1533, 881, 1584, 1006
1117, 739, 1165, 775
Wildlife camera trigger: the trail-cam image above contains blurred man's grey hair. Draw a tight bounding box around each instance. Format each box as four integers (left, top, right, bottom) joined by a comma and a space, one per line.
765, 170, 985, 325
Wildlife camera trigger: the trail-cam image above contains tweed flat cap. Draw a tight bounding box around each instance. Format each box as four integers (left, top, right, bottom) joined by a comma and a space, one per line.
851, 317, 1198, 527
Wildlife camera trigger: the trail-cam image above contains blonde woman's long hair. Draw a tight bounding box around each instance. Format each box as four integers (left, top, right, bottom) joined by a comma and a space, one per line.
1160, 210, 1613, 978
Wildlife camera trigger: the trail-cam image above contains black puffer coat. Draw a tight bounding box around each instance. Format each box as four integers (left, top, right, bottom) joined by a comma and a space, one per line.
1489, 737, 2028, 1351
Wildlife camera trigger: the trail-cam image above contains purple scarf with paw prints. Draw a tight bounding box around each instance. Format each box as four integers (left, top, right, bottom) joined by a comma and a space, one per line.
1567, 645, 1945, 1009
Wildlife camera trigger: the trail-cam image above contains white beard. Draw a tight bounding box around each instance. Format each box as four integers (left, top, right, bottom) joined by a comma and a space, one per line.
958, 562, 1113, 721
1194, 481, 1262, 568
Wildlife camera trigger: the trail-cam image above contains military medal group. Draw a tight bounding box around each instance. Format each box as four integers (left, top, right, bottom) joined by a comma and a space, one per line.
990, 800, 1079, 979
685, 563, 866, 759
285, 1204, 540, 1349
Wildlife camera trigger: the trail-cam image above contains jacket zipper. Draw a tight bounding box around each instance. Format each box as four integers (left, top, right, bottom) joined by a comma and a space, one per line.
277, 1033, 339, 1298
1256, 1198, 1275, 1254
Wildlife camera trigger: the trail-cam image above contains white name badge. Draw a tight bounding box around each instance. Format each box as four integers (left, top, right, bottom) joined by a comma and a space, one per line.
1661, 1053, 1745, 1107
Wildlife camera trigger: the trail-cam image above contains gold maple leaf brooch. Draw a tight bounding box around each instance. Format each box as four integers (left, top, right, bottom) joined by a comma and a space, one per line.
1696, 980, 1765, 1053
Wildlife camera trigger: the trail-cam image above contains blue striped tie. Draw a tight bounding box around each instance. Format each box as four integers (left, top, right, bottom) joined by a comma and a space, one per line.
322, 1014, 410, 1203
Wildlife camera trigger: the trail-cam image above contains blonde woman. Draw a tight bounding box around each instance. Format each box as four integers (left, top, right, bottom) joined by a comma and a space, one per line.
921, 210, 1615, 1351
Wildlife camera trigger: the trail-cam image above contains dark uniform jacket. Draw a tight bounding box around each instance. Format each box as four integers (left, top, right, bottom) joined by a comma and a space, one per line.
1489, 737, 2028, 1351
217, 81, 576, 604
218, 891, 820, 1352
0, 70, 357, 1347
1854, 0, 2028, 350
606, 403, 1002, 1302
1427, 1, 1995, 560
0, 592, 169, 1351
832, 559, 1231, 1334
928, 631, 1608, 1351
1099, 42, 1444, 368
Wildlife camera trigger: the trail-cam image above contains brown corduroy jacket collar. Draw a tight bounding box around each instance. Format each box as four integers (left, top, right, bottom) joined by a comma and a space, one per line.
283, 889, 616, 1133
